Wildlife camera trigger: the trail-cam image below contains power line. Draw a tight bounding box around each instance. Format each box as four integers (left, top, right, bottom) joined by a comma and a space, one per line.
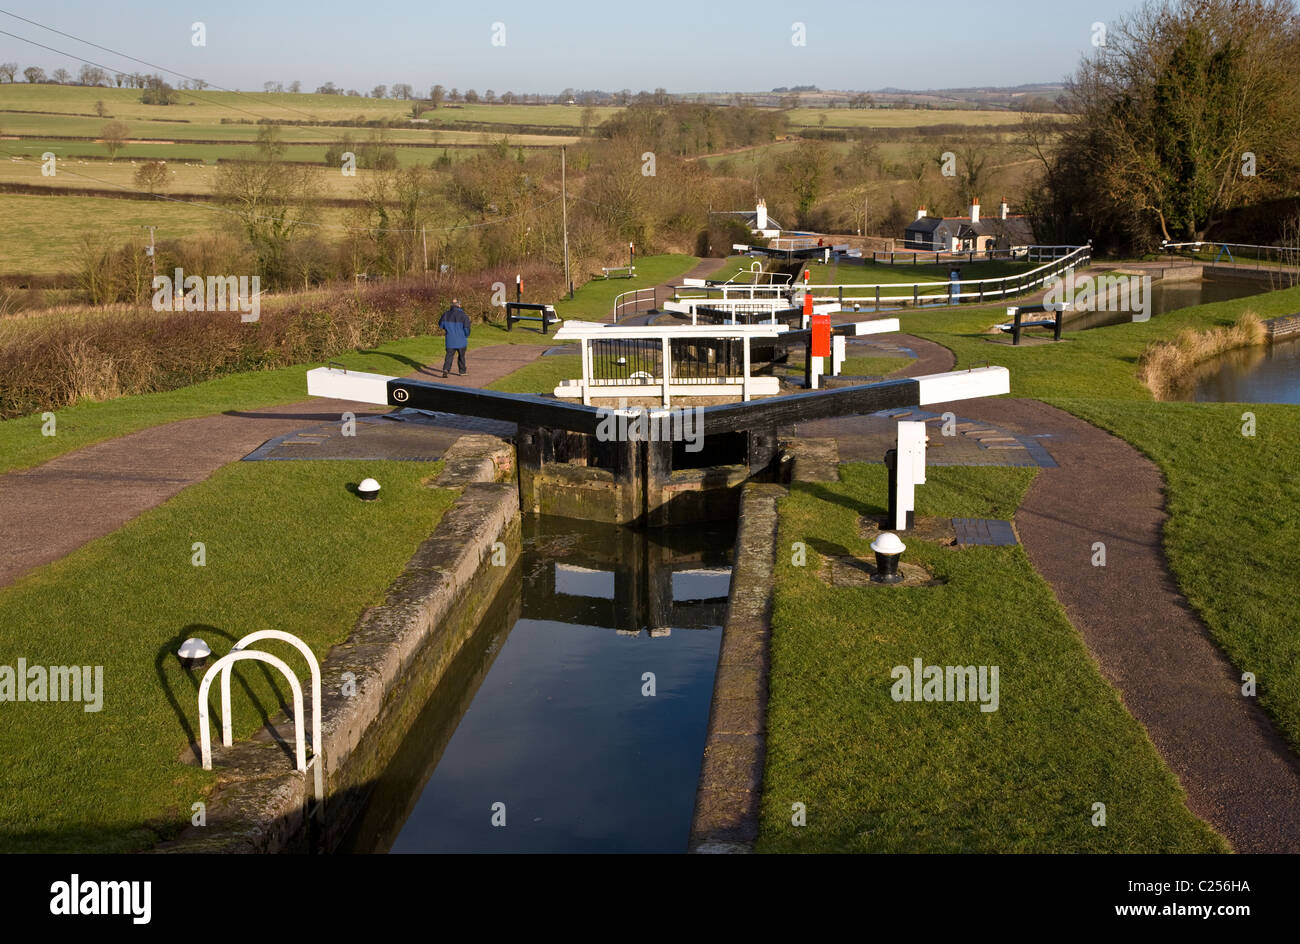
0, 9, 324, 122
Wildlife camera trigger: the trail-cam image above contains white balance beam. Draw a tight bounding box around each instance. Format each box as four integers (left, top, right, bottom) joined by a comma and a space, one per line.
850, 318, 901, 336
914, 366, 1010, 405
306, 366, 394, 405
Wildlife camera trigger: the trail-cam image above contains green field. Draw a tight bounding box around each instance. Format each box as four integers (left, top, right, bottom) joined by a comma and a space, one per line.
0, 322, 569, 476
0, 85, 604, 132
786, 108, 1044, 129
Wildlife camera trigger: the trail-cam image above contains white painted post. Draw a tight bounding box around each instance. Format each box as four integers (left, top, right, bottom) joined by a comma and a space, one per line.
832, 335, 846, 376
895, 421, 928, 530
580, 337, 592, 406
742, 336, 752, 402
661, 336, 671, 407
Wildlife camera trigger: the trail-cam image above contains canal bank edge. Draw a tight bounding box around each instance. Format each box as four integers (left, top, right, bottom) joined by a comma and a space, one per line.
690, 481, 786, 853
155, 435, 518, 853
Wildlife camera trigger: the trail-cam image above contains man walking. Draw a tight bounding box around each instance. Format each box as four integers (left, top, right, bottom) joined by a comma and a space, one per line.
438, 298, 471, 376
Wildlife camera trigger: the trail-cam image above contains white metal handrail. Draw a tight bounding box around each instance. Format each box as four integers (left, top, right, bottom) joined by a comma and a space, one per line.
1160, 240, 1300, 269
804, 245, 1092, 307
612, 286, 657, 323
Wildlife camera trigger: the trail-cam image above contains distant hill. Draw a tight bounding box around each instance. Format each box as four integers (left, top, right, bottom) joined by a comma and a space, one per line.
688, 83, 1066, 112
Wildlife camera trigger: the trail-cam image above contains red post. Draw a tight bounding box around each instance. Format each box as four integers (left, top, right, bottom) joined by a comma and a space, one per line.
811, 313, 831, 358
802, 291, 813, 317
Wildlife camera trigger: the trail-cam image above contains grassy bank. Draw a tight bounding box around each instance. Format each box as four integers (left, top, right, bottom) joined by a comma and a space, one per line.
904, 283, 1300, 401
900, 284, 1300, 754
0, 324, 564, 476
0, 459, 455, 852
1136, 312, 1266, 399
758, 464, 1226, 852
551, 253, 700, 320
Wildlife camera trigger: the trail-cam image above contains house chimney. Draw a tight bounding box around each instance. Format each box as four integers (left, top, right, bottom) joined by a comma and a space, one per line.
756, 198, 767, 231
969, 198, 980, 225
999, 197, 1008, 220
916, 206, 927, 220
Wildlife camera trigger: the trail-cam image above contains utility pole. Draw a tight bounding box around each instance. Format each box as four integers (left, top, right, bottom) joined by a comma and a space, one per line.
561, 146, 571, 299
143, 225, 157, 282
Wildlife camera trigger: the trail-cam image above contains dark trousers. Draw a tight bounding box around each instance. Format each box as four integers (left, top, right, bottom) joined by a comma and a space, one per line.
442, 346, 467, 374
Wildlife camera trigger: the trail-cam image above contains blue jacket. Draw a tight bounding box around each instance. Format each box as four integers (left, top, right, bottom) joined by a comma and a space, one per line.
439, 305, 472, 349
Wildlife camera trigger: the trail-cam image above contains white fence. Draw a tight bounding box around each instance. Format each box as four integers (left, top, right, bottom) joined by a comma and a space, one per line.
552, 321, 786, 405
807, 244, 1093, 309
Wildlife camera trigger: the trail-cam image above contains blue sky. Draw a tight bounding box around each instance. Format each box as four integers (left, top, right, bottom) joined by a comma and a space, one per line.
1, 1, 1137, 94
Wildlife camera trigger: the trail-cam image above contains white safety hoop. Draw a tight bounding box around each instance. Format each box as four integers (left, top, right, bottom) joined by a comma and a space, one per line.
199, 650, 306, 772
224, 629, 322, 758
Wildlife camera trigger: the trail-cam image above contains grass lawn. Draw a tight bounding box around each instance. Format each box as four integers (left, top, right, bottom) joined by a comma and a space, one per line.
758, 464, 1227, 852
898, 284, 1300, 753
552, 253, 700, 321
0, 323, 562, 476
485, 354, 580, 394
905, 284, 1300, 401
782, 352, 914, 379
0, 459, 456, 853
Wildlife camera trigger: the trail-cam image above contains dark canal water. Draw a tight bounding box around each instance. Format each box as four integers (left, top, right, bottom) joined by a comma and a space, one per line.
1177, 334, 1300, 404
342, 516, 733, 854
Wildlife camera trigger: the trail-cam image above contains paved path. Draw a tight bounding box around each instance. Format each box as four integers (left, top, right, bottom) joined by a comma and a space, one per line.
963, 398, 1300, 853
0, 343, 546, 589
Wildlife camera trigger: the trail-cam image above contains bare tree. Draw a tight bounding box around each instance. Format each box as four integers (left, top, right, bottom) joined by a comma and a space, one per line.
24, 66, 45, 84
391, 83, 413, 100
100, 121, 130, 158
134, 160, 169, 194
213, 126, 319, 286
429, 84, 444, 108
1053, 0, 1300, 245
51, 68, 71, 84
371, 85, 387, 99
0, 63, 16, 83
289, 80, 301, 93
79, 64, 107, 86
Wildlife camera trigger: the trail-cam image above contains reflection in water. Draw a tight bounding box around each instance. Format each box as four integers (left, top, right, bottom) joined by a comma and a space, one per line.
343, 516, 733, 854
1066, 276, 1268, 331
1178, 335, 1300, 404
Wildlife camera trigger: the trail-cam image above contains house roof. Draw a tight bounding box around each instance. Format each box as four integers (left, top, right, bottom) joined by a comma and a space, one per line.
712, 209, 784, 231
905, 217, 943, 234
